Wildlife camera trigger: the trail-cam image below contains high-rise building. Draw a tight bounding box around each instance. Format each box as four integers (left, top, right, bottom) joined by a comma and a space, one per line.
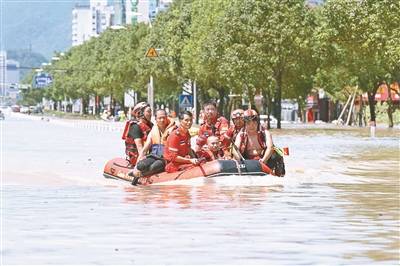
72, 4, 92, 46
0, 51, 20, 100
91, 0, 115, 34
125, 0, 139, 25
113, 0, 126, 25
126, 0, 172, 25
72, 0, 172, 46
0, 51, 6, 97
72, 0, 115, 46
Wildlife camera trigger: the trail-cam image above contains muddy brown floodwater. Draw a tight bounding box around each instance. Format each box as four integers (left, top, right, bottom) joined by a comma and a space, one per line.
1, 114, 399, 264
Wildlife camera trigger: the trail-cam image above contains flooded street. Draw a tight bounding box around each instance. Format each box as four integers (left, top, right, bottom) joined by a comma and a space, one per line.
1, 114, 399, 265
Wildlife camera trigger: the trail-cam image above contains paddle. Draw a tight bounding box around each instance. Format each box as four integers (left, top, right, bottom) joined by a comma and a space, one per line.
230, 138, 245, 163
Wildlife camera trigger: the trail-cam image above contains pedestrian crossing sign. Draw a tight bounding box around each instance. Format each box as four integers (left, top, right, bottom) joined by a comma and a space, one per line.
145, 47, 158, 58
179, 94, 193, 108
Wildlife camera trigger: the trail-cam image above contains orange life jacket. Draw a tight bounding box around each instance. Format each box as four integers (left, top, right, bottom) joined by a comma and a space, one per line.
221, 125, 242, 150
122, 119, 152, 164
197, 116, 229, 146
238, 129, 266, 159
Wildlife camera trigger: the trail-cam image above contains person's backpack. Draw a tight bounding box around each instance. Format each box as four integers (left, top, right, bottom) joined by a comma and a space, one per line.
266, 148, 286, 177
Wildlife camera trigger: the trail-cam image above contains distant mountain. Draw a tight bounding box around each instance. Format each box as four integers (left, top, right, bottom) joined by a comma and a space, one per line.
3, 0, 89, 60
7, 50, 48, 80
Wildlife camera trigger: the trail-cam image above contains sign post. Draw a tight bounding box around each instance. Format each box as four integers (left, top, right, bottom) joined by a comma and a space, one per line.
193, 80, 197, 123
148, 76, 154, 113
146, 47, 158, 112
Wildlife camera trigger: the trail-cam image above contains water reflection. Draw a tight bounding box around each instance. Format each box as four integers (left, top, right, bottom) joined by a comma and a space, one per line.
123, 183, 283, 209
330, 145, 400, 263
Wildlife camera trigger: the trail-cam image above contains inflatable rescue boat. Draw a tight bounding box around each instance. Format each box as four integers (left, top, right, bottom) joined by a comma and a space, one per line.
103, 157, 275, 186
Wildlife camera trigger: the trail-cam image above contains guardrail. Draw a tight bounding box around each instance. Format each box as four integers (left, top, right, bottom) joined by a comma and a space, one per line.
10, 112, 125, 132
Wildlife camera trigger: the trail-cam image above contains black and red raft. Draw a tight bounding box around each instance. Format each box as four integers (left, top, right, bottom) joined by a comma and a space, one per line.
103, 158, 276, 186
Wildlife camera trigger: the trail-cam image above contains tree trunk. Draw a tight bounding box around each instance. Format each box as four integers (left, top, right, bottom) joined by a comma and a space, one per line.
110, 93, 114, 116
217, 87, 226, 117
367, 85, 379, 125
262, 89, 273, 129
387, 86, 394, 128
80, 98, 83, 115
95, 95, 100, 115
274, 71, 283, 129
246, 85, 256, 112
357, 96, 364, 127
224, 95, 230, 119
195, 85, 200, 124
81, 97, 89, 115
297, 96, 304, 122
198, 85, 208, 110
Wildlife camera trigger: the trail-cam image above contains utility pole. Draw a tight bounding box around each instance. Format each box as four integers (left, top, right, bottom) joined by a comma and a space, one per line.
148, 75, 154, 112
147, 15, 155, 112
193, 80, 197, 124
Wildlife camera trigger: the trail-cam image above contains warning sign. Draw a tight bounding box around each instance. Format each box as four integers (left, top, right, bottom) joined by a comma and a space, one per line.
145, 47, 158, 58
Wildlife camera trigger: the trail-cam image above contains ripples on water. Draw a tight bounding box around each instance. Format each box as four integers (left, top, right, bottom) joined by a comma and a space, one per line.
1, 116, 399, 264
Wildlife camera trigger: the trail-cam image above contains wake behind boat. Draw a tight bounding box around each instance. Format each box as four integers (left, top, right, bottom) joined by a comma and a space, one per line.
103, 157, 275, 186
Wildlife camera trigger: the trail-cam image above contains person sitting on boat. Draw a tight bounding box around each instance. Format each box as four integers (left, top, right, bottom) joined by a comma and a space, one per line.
193, 101, 229, 152
221, 108, 245, 158
121, 102, 153, 166
164, 111, 200, 173
196, 136, 224, 161
233, 109, 285, 176
132, 109, 176, 178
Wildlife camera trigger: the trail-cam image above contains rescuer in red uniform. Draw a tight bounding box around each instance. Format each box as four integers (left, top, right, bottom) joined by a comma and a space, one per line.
221, 108, 245, 158
193, 101, 229, 152
196, 136, 224, 161
164, 111, 200, 173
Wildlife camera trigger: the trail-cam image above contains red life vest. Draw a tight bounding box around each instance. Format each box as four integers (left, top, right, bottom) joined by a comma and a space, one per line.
221, 125, 242, 150
196, 116, 229, 147
122, 119, 152, 164
238, 128, 267, 159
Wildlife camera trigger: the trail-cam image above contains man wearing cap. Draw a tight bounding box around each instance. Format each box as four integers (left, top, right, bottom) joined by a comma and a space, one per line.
221, 108, 245, 158
194, 101, 229, 152
233, 109, 273, 162
122, 102, 153, 166
233, 109, 285, 176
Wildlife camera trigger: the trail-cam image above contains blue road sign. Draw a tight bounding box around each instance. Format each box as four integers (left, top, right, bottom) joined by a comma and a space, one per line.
35, 73, 53, 88
179, 94, 193, 108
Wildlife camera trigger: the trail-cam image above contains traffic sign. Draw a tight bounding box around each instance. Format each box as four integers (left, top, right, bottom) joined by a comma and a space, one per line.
179, 94, 193, 108
34, 73, 53, 88
145, 47, 158, 58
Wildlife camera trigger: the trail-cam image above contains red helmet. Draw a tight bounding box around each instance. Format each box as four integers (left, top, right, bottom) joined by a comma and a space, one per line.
243, 109, 258, 121
231, 109, 244, 119
132, 102, 150, 117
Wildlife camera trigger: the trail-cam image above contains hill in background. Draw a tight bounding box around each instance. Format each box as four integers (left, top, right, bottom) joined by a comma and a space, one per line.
3, 0, 89, 60
7, 50, 48, 80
